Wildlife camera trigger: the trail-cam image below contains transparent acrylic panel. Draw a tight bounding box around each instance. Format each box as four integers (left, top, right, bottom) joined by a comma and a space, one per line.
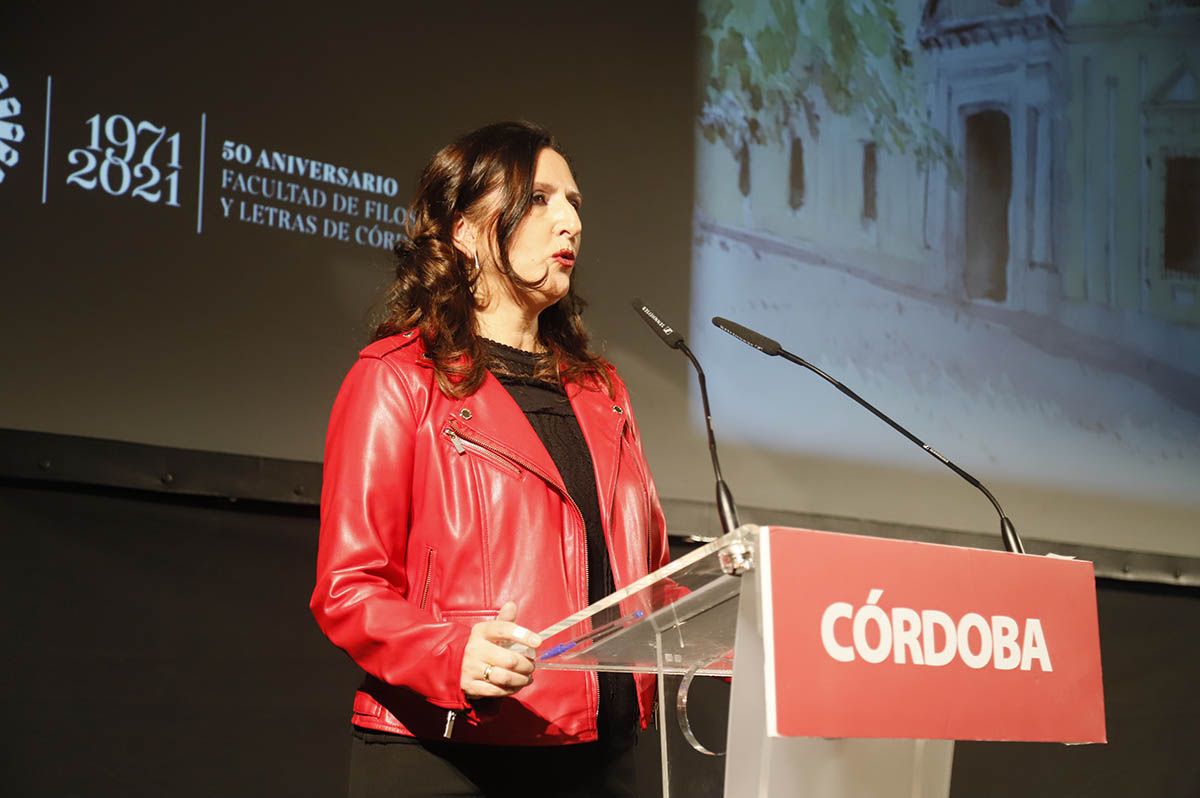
534, 527, 754, 676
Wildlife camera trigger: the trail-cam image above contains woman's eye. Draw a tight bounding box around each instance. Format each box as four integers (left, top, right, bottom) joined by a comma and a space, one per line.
532, 192, 548, 205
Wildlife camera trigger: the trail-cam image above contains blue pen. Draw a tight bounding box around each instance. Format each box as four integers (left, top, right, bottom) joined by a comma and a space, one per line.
538, 609, 646, 661
540, 640, 579, 660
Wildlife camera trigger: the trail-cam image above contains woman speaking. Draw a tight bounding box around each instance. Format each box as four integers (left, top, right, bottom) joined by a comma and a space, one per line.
310, 121, 669, 797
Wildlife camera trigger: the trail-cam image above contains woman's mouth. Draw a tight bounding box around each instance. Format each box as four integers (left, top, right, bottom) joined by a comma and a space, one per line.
552, 249, 576, 268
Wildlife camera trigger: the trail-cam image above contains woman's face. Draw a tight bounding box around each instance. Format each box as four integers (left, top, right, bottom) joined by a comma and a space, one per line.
484, 148, 583, 314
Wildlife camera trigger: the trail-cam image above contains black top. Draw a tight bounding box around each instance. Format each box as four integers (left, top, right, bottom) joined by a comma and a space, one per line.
482, 339, 638, 743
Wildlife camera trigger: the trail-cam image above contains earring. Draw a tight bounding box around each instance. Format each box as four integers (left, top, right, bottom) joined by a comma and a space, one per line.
472, 250, 481, 278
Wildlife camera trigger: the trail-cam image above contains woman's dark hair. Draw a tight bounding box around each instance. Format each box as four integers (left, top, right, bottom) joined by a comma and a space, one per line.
374, 121, 610, 398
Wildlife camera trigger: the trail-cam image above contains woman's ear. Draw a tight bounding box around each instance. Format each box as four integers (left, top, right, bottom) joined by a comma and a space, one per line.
451, 215, 477, 260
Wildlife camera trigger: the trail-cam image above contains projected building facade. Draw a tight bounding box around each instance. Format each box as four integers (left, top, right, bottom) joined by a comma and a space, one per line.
696, 0, 1200, 337
691, 0, 1200, 508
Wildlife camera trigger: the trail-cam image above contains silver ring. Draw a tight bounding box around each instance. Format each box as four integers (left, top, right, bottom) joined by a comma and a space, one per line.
482, 664, 494, 683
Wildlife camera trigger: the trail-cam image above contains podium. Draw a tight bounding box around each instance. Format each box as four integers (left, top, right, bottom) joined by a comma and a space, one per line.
536, 525, 1106, 798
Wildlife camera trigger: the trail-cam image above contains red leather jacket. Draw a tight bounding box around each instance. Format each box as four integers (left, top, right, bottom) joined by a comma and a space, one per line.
310, 331, 669, 745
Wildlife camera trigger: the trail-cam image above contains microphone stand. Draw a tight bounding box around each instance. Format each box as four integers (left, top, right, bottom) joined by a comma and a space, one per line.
632, 298, 741, 535
678, 344, 741, 536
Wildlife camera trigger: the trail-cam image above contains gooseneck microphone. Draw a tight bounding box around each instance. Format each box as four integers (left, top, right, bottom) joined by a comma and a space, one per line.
712, 316, 1025, 555
632, 299, 740, 535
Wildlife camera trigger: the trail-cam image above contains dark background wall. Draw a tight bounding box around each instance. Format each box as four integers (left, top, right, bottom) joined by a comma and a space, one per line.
2, 481, 357, 796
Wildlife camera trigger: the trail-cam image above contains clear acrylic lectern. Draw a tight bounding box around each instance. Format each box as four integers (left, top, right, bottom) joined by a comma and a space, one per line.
536, 525, 954, 798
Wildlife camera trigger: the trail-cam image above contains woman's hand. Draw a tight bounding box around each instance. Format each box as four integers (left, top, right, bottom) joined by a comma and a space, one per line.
460, 601, 541, 699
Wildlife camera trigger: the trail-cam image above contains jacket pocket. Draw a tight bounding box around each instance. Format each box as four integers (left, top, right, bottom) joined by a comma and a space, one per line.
416, 545, 436, 611
439, 608, 500, 628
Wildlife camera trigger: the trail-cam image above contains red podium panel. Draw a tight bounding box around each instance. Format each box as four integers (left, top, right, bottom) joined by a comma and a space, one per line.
760, 527, 1106, 743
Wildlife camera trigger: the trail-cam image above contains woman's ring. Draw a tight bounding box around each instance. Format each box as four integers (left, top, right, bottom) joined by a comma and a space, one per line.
482, 664, 495, 683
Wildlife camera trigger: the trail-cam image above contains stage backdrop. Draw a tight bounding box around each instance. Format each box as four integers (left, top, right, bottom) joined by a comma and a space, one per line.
1, 1, 1198, 558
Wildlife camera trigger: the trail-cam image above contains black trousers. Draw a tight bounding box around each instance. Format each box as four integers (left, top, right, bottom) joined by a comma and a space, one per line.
348, 728, 639, 798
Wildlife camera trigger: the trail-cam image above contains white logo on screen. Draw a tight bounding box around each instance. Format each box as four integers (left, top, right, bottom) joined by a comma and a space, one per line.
0, 73, 25, 184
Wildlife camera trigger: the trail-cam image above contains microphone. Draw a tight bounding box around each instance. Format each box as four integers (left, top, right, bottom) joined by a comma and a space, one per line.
712, 316, 1025, 555
632, 298, 740, 535
631, 299, 684, 350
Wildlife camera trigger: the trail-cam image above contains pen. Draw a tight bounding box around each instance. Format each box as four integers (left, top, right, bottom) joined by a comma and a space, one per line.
539, 609, 645, 661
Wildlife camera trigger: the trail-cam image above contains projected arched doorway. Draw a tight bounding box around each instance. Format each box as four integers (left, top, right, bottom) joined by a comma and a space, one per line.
964, 109, 1012, 302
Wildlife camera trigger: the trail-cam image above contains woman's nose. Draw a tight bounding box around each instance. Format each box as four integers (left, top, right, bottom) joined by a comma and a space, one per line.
555, 199, 581, 237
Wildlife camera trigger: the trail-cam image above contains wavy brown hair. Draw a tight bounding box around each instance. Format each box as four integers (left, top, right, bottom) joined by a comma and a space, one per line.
374, 121, 610, 398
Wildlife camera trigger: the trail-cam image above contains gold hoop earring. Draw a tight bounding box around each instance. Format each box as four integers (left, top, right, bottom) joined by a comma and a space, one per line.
472, 250, 480, 278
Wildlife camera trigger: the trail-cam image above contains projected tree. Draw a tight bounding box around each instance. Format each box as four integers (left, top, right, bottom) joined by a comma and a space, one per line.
699, 0, 952, 171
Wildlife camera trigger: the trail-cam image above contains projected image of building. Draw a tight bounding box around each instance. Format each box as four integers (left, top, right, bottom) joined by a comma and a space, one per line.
691, 0, 1200, 504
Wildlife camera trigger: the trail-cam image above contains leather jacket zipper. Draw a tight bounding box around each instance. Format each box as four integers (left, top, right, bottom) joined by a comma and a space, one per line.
418, 547, 435, 611
445, 428, 523, 478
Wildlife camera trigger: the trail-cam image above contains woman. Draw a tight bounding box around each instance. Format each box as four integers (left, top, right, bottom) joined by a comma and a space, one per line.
310, 121, 669, 797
